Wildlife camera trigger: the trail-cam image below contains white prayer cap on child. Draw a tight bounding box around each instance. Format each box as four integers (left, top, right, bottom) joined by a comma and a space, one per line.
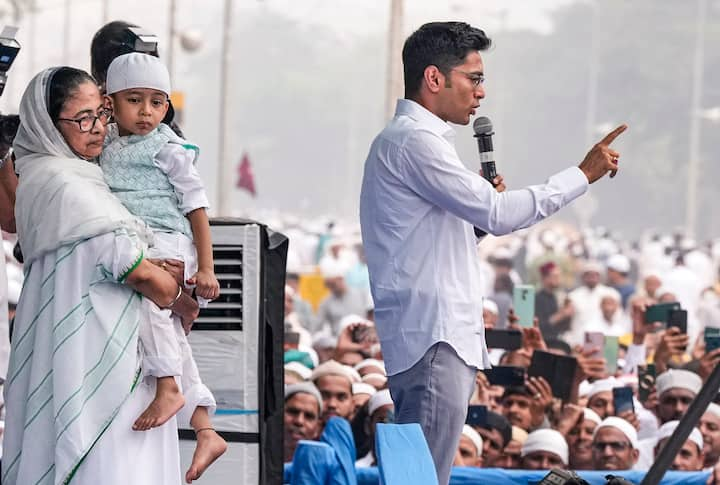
354, 359, 386, 375
462, 425, 484, 457
583, 408, 603, 426
352, 383, 377, 397
311, 360, 360, 386
284, 362, 312, 381
705, 403, 720, 419
656, 369, 702, 398
285, 382, 323, 413
106, 52, 171, 96
483, 299, 499, 316
521, 429, 569, 465
594, 417, 638, 449
367, 389, 394, 416
587, 377, 621, 399
657, 420, 704, 452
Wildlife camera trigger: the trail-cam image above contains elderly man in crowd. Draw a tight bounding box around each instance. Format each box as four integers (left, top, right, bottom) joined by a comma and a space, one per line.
454, 425, 484, 468
356, 389, 395, 467
520, 429, 569, 470
700, 403, 720, 469
311, 360, 358, 424
654, 421, 705, 471
591, 417, 639, 470
655, 369, 702, 423
284, 383, 323, 463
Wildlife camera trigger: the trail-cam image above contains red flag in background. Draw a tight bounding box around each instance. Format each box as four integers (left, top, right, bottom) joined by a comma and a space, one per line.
236, 152, 256, 197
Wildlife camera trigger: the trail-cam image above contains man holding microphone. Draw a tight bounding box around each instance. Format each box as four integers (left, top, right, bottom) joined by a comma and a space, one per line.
359, 21, 626, 484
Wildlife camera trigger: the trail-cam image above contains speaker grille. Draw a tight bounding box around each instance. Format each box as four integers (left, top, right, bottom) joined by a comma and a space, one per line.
193, 245, 244, 330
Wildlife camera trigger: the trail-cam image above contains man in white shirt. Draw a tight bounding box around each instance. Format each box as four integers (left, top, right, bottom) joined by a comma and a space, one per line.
359, 21, 626, 484
566, 261, 617, 346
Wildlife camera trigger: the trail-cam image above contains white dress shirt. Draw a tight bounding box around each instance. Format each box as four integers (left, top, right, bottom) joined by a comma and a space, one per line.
359, 99, 588, 376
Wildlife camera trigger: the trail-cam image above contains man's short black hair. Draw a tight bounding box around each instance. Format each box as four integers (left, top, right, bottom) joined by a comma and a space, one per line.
402, 21, 491, 98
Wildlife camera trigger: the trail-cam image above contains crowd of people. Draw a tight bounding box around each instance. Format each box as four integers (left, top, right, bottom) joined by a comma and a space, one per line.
282, 221, 720, 478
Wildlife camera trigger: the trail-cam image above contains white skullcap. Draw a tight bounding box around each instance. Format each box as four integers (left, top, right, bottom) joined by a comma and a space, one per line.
601, 288, 622, 304
607, 254, 631, 274
579, 380, 593, 398
352, 383, 377, 397
657, 420, 704, 452
311, 360, 359, 386
706, 403, 720, 419
491, 246, 514, 261
656, 369, 702, 397
511, 426, 529, 445
106, 52, 171, 96
285, 382, 323, 413
338, 314, 372, 333
367, 389, 394, 416
320, 258, 347, 279
584, 408, 603, 426
284, 362, 312, 381
594, 417, 638, 449
354, 359, 386, 375
362, 373, 388, 387
462, 425, 484, 457
587, 378, 621, 399
483, 299, 499, 316
582, 260, 604, 274
521, 429, 569, 465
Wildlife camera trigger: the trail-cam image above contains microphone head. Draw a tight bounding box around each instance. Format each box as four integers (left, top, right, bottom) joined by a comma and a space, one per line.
473, 116, 493, 136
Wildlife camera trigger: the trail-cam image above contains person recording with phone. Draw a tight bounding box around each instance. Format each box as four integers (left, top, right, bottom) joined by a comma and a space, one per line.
359, 21, 627, 484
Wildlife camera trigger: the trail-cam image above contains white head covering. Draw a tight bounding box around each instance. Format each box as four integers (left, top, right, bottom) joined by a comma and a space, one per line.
461, 425, 484, 457
367, 389, 393, 416
362, 373, 388, 387
354, 359, 386, 375
521, 429, 569, 465
657, 420, 704, 452
483, 299, 499, 316
594, 417, 638, 449
587, 377, 621, 399
656, 370, 702, 397
311, 360, 360, 386
352, 383, 377, 397
284, 362, 312, 381
285, 382, 323, 413
338, 314, 372, 334
607, 254, 631, 274
705, 403, 720, 419
106, 53, 171, 96
584, 408, 603, 426
13, 68, 153, 266
511, 426, 529, 445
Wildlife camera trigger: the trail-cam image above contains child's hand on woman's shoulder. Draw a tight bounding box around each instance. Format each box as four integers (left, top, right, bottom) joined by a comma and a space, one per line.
188, 269, 220, 300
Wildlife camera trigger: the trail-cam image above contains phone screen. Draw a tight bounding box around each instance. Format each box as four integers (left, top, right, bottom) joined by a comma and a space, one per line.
466, 405, 488, 427
604, 336, 619, 374
513, 285, 535, 328
613, 386, 635, 415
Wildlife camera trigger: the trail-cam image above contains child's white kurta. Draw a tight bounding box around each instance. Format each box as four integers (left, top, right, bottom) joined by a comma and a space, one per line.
2, 230, 180, 485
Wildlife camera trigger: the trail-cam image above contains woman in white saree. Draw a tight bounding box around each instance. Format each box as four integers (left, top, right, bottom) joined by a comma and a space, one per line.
2, 67, 199, 485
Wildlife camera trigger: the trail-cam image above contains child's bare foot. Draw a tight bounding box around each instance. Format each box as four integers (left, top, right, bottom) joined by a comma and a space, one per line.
133, 376, 185, 431
185, 428, 227, 483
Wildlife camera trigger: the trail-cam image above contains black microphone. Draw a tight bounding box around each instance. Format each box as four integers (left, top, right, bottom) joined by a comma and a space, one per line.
473, 116, 497, 186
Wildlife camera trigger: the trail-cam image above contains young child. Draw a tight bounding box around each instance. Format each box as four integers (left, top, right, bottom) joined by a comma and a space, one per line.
101, 52, 219, 431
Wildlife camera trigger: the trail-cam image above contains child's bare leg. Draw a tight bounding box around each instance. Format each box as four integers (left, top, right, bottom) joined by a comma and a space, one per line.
185, 406, 227, 483
133, 376, 185, 431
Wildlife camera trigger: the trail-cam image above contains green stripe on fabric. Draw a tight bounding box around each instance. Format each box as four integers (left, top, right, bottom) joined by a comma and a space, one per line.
52, 298, 86, 332
2, 449, 22, 482
56, 310, 139, 441
11, 295, 53, 351
6, 349, 34, 388
33, 463, 54, 485
52, 306, 94, 358
118, 249, 143, 283
39, 239, 89, 288
24, 393, 53, 430
55, 292, 137, 431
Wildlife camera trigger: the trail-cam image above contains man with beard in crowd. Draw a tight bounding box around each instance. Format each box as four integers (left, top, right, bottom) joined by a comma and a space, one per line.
311, 360, 358, 424
520, 429, 569, 470
283, 383, 323, 463
591, 417, 639, 471
655, 369, 702, 424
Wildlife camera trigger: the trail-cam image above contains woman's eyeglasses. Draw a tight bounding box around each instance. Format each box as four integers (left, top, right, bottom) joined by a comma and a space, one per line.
57, 108, 112, 133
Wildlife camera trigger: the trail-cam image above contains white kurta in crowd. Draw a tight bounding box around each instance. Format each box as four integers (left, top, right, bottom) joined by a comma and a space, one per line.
360, 98, 589, 376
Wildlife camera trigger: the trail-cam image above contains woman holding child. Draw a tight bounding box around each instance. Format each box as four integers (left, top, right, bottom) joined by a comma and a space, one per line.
3, 62, 223, 484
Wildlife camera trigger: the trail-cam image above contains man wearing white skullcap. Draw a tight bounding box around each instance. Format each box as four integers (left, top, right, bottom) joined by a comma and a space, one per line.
591, 417, 639, 470
654, 420, 705, 471
352, 382, 377, 414
284, 383, 323, 462
567, 262, 617, 346
700, 403, 720, 468
354, 358, 386, 377
586, 378, 622, 419
567, 408, 602, 470
311, 360, 357, 423
520, 429, 569, 470
356, 389, 395, 468
455, 425, 483, 467
482, 299, 499, 329
655, 369, 702, 423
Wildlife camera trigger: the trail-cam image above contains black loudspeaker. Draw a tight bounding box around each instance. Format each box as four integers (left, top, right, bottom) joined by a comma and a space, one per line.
178, 218, 287, 484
